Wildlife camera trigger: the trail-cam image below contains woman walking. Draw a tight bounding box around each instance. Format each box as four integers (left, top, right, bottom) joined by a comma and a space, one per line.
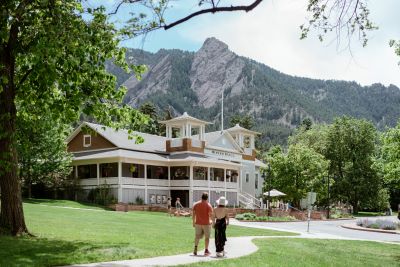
213, 196, 229, 257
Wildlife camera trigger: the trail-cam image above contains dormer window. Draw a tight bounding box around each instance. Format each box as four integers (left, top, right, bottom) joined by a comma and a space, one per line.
83, 134, 91, 147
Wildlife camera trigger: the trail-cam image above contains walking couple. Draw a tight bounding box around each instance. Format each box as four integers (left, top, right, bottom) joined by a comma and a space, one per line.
192, 192, 229, 257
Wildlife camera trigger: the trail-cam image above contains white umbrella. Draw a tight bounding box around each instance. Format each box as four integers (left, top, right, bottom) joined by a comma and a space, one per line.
263, 189, 286, 197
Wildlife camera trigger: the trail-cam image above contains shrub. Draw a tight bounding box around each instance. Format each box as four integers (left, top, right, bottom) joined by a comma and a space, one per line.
357, 218, 397, 230
235, 214, 245, 220
235, 213, 257, 220
375, 219, 397, 230
135, 196, 144, 205
87, 183, 116, 206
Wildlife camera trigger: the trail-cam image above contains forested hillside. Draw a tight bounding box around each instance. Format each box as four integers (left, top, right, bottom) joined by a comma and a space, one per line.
106, 38, 400, 147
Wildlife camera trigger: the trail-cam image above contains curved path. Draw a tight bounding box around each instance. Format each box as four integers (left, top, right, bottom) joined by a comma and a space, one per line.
66, 218, 400, 267
67, 236, 262, 267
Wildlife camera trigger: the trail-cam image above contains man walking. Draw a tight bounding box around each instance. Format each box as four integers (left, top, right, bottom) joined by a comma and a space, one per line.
192, 192, 213, 256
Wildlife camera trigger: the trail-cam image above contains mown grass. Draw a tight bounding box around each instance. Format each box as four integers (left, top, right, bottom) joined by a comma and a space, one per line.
354, 211, 386, 217
185, 238, 400, 267
0, 200, 296, 267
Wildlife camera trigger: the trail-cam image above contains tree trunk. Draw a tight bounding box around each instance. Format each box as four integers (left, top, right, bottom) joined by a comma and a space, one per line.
0, 45, 29, 236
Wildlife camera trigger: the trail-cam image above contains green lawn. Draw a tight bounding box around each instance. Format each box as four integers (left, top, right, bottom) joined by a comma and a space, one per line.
354, 211, 385, 217
0, 200, 296, 267
185, 238, 400, 267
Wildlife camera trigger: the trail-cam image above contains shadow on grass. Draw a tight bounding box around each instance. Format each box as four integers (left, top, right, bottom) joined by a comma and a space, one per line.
0, 235, 132, 267
23, 198, 113, 211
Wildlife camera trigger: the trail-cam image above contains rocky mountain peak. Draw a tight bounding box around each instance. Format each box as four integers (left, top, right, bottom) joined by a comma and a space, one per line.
190, 38, 245, 108
200, 37, 229, 53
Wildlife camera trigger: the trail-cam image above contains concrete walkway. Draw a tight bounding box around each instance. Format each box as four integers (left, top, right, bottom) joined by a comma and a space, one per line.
66, 218, 400, 267
67, 236, 261, 267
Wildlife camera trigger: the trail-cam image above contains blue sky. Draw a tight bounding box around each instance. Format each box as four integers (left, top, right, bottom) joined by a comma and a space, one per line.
107, 0, 400, 87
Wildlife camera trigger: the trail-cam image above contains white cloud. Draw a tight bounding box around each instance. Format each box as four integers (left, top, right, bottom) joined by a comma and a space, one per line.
181, 0, 400, 87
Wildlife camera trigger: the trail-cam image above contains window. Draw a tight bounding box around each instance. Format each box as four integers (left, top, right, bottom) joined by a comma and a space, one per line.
210, 168, 224, 182
245, 173, 249, 183
226, 169, 238, 183
77, 164, 97, 179
147, 165, 168, 179
171, 166, 189, 180
83, 134, 91, 147
193, 166, 208, 180
255, 173, 259, 189
100, 163, 118, 177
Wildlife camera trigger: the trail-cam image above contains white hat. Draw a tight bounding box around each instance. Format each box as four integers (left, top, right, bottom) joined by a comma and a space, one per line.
216, 196, 228, 206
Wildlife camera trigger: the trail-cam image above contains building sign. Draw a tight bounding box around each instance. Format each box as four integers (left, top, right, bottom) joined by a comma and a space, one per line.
204, 149, 242, 160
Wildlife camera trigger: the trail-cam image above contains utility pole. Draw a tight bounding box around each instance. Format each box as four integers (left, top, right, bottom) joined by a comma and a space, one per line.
327, 175, 330, 219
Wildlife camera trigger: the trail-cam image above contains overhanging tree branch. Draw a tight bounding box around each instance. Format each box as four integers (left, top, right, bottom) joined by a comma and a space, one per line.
163, 0, 263, 30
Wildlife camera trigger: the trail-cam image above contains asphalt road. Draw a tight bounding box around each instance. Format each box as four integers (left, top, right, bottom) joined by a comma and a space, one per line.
231, 216, 400, 243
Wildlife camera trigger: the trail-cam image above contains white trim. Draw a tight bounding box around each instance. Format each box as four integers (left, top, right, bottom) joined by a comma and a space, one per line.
73, 148, 118, 154
169, 150, 204, 156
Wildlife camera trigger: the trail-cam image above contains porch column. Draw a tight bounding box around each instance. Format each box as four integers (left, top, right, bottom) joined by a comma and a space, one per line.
189, 164, 194, 207
224, 168, 227, 198
168, 166, 171, 187
144, 164, 148, 204
186, 123, 190, 138
208, 167, 211, 201
118, 161, 123, 203
180, 125, 185, 138
74, 165, 79, 201
238, 168, 242, 206
96, 163, 100, 186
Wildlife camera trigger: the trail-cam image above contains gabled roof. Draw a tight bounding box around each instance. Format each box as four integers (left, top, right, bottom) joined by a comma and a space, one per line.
67, 122, 167, 153
255, 158, 267, 168
226, 124, 261, 135
159, 112, 212, 126
201, 130, 244, 153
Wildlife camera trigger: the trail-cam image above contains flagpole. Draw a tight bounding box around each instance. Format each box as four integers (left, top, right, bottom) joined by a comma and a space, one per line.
221, 88, 224, 132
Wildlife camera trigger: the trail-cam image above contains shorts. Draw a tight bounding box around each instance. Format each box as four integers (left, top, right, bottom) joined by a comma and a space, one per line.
195, 224, 211, 239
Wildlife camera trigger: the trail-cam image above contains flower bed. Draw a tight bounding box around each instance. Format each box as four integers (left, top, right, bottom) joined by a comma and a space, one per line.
356, 218, 400, 230
235, 212, 297, 222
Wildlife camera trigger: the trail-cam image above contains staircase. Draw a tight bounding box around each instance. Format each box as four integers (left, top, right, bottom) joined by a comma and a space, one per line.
238, 191, 262, 209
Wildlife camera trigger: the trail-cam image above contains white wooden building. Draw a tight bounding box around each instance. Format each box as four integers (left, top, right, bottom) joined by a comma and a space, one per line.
66, 112, 266, 208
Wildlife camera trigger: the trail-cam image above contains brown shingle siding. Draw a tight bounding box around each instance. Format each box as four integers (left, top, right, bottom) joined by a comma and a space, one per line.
68, 131, 116, 152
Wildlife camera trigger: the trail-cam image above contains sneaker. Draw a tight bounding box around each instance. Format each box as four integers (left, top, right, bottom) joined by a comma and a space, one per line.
216, 252, 223, 257
204, 249, 211, 256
